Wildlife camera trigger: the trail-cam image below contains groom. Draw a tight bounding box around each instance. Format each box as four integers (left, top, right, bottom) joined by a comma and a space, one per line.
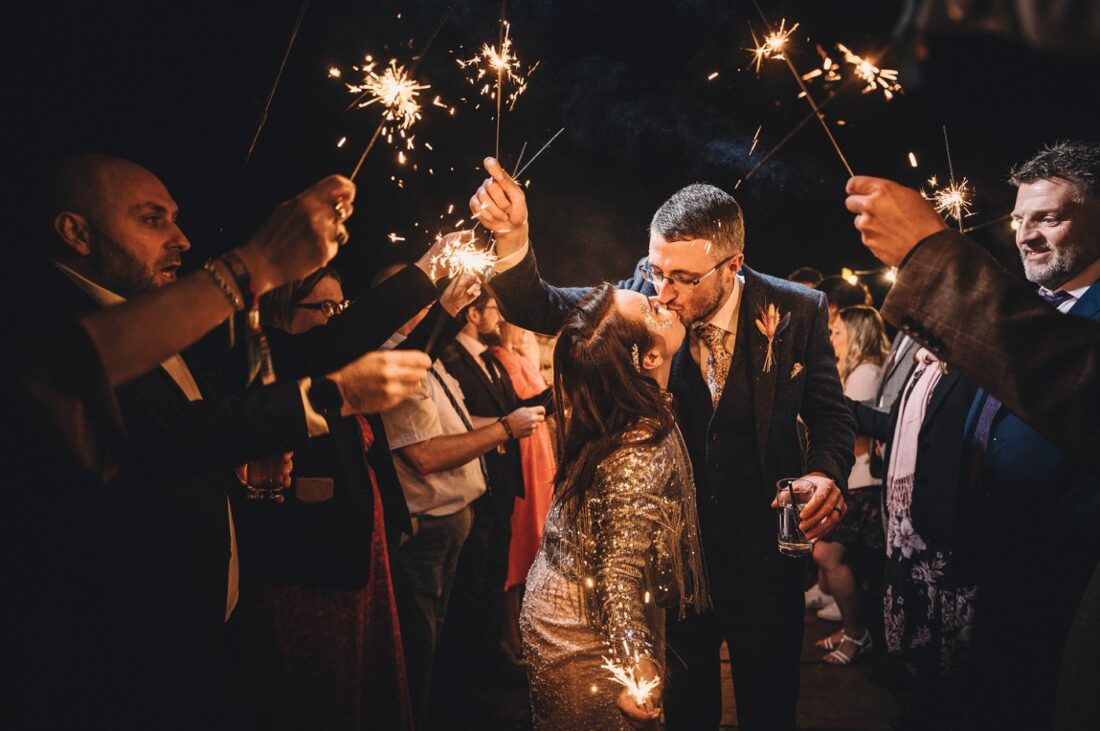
472, 158, 854, 729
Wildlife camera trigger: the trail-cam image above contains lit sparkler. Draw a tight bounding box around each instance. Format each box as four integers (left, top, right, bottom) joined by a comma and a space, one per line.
336, 55, 437, 179
922, 177, 974, 226
428, 231, 499, 280
745, 18, 799, 75
457, 21, 535, 112
746, 12, 854, 176
836, 44, 901, 100
346, 56, 428, 130
600, 656, 661, 707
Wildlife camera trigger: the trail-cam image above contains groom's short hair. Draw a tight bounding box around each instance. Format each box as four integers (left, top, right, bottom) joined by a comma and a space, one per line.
649, 183, 745, 258
1009, 140, 1100, 203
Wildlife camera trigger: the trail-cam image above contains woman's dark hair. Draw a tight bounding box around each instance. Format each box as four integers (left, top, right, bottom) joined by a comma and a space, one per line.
551, 283, 676, 507
259, 266, 342, 332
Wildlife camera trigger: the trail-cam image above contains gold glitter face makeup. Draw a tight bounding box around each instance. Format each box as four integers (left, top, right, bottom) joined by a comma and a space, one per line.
640, 299, 672, 331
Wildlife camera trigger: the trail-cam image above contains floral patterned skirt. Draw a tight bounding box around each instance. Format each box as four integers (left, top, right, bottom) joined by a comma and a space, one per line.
884, 502, 977, 676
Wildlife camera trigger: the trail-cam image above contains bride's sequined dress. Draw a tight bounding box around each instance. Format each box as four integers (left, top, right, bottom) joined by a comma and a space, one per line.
520, 425, 708, 729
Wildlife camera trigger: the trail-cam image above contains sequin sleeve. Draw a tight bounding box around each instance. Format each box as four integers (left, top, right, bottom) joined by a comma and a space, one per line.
590, 437, 672, 668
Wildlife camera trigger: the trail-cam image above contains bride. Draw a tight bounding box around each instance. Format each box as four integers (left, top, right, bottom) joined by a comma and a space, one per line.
521, 283, 709, 728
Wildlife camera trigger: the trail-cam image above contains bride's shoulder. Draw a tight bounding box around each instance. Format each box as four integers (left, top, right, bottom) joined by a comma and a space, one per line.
595, 421, 677, 480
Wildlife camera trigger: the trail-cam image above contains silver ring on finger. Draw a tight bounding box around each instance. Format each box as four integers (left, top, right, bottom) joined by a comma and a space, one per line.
334, 200, 349, 222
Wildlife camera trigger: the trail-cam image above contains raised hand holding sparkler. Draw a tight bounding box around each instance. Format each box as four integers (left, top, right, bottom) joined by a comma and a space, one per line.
845, 176, 948, 267
470, 156, 530, 256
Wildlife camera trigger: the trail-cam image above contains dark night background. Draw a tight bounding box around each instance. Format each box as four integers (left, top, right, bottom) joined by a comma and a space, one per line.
6, 0, 1099, 301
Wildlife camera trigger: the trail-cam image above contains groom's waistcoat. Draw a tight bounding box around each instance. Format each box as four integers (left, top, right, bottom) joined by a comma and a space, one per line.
673, 316, 776, 566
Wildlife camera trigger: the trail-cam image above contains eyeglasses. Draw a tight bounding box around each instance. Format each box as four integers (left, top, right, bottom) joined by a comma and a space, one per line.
294, 299, 352, 318
640, 255, 734, 288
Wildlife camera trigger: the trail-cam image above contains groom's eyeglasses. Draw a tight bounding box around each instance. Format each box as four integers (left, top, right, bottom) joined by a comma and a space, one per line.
294, 299, 352, 318
640, 255, 734, 288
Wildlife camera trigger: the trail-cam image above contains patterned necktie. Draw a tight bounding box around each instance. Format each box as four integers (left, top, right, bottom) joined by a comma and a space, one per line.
972, 288, 1073, 449
694, 323, 731, 408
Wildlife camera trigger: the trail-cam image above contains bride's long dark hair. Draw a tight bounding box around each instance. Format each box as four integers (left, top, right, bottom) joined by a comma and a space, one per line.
552, 283, 676, 506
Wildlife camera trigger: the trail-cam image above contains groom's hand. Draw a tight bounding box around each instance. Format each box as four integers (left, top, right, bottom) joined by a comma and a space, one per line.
471, 156, 529, 257
790, 472, 846, 540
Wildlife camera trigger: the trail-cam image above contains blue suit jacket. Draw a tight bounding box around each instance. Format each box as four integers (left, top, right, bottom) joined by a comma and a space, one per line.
964, 281, 1100, 608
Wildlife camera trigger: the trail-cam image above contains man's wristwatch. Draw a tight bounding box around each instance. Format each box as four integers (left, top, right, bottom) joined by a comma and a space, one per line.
307, 376, 344, 427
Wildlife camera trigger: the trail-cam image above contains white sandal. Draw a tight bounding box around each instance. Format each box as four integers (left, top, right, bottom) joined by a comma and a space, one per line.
823, 629, 872, 665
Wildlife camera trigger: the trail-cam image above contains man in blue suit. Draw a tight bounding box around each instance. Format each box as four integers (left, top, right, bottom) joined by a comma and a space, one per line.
964, 141, 1100, 729
469, 158, 855, 730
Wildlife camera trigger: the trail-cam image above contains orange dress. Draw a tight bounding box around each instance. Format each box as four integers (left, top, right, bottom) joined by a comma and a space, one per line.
491, 346, 557, 590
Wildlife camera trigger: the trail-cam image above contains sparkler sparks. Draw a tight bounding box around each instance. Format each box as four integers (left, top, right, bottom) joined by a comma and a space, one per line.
457, 21, 536, 112
836, 44, 901, 100
745, 18, 799, 74
346, 57, 429, 132
922, 177, 975, 225
428, 231, 499, 280
600, 656, 660, 707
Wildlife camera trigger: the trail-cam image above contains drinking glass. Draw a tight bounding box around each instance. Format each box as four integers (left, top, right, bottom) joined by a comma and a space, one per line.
776, 477, 815, 556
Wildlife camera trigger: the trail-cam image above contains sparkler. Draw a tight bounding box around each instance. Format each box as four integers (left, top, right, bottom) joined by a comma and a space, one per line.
600, 656, 661, 707
836, 43, 902, 100
922, 176, 974, 227
921, 126, 974, 230
746, 8, 854, 177
428, 231, 499, 280
340, 57, 431, 178
745, 18, 799, 75
458, 18, 537, 157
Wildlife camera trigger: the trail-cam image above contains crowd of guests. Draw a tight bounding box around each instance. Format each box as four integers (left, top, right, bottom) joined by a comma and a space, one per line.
3, 139, 1099, 731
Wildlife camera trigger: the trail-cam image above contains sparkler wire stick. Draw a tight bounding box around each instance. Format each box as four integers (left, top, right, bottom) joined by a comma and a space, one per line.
961, 212, 1012, 234
943, 125, 963, 232
750, 1, 854, 177
514, 126, 565, 179
347, 0, 460, 181
242, 0, 311, 173
495, 1, 508, 158
350, 122, 386, 181
738, 90, 843, 187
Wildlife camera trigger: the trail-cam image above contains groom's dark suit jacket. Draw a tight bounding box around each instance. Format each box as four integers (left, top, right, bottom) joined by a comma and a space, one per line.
490, 248, 854, 607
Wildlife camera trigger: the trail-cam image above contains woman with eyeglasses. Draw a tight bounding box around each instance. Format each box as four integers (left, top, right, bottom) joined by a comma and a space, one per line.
234, 267, 477, 730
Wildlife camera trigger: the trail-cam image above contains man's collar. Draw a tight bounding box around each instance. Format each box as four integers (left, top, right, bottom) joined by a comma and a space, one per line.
702, 272, 744, 334
455, 331, 487, 357
52, 260, 126, 307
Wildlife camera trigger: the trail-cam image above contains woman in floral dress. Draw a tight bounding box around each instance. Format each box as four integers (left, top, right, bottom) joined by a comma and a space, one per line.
850, 347, 980, 729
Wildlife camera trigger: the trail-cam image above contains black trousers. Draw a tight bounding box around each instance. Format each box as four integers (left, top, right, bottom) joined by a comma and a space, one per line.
663, 551, 804, 731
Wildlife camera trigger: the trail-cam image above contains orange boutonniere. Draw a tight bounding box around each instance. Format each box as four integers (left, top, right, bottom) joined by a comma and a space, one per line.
755, 303, 791, 373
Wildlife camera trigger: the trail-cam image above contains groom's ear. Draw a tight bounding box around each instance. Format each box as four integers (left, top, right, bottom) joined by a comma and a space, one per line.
642, 347, 664, 371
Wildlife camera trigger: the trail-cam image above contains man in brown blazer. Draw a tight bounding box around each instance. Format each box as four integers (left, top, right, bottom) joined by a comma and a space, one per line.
845, 170, 1100, 731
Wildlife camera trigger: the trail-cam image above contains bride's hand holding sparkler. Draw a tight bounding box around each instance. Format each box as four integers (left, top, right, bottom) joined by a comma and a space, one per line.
845, 176, 948, 267
471, 156, 529, 256
615, 656, 662, 728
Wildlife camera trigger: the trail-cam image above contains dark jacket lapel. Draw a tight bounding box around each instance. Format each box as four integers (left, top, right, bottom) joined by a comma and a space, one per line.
454, 343, 508, 413
737, 268, 778, 470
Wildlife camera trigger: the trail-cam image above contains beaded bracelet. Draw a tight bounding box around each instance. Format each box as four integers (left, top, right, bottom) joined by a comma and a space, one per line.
218, 250, 254, 310
499, 416, 515, 439
202, 260, 244, 311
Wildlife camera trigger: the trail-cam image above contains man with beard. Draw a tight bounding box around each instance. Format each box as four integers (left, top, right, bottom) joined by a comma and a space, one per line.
959, 141, 1100, 727
469, 160, 853, 730
12, 153, 435, 729
845, 140, 1100, 729
430, 293, 548, 722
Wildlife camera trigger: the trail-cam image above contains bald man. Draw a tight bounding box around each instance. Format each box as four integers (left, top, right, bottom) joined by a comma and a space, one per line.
4, 154, 440, 729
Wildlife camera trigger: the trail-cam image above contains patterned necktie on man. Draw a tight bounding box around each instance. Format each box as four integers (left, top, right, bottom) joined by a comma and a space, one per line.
694, 322, 731, 408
